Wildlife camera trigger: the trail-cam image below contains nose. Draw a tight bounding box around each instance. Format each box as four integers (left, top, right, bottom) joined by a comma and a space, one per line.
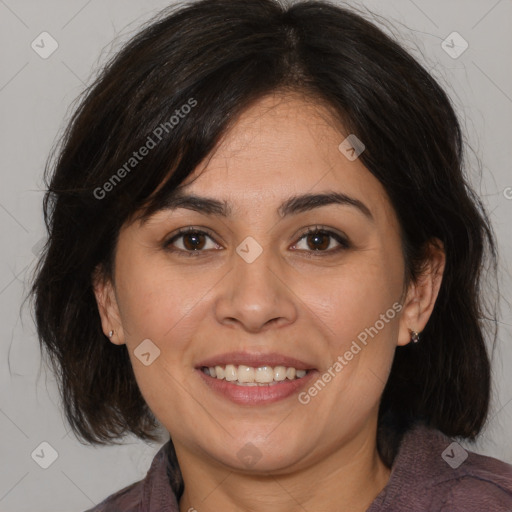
213, 240, 298, 333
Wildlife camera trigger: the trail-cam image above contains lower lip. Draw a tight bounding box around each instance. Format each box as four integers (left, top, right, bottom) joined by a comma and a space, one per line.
196, 369, 318, 405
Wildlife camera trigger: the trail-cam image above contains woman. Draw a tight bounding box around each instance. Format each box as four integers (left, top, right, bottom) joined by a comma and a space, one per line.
29, 0, 512, 510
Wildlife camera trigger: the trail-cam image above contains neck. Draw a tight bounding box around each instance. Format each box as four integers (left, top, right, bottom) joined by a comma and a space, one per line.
176, 423, 391, 512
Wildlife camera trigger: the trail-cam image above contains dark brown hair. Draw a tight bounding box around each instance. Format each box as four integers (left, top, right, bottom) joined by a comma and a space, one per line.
28, 0, 498, 466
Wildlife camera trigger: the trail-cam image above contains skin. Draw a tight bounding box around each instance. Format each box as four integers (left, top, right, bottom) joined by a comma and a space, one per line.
94, 91, 445, 512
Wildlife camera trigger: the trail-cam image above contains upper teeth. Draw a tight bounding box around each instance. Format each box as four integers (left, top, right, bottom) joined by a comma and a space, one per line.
202, 364, 308, 385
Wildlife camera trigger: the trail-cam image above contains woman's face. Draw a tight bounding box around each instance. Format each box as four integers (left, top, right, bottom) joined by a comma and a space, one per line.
95, 92, 433, 473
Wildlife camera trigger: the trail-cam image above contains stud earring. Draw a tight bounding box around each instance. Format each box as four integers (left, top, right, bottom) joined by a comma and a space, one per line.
410, 330, 420, 343
108, 330, 114, 338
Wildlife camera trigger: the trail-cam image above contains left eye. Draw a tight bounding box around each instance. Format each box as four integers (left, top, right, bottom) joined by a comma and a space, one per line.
292, 228, 350, 253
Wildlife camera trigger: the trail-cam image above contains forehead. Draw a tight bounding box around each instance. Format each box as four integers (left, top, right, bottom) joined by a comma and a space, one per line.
177, 92, 392, 219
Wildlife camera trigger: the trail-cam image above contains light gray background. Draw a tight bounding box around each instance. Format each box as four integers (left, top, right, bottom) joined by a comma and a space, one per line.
0, 0, 511, 511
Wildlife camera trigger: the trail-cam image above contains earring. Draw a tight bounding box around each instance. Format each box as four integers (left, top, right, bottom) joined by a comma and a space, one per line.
410, 330, 420, 343
108, 330, 114, 338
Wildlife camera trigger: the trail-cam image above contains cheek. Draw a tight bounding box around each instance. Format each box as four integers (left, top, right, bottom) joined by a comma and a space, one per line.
303, 250, 403, 347
114, 264, 211, 426
296, 247, 403, 411
114, 253, 219, 402
115, 251, 204, 344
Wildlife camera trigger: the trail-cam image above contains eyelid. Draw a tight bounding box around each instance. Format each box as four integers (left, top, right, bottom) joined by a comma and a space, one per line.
165, 225, 219, 240
291, 225, 351, 253
163, 226, 222, 253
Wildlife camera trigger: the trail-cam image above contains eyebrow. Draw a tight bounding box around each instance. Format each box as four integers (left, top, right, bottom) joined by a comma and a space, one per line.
147, 190, 374, 222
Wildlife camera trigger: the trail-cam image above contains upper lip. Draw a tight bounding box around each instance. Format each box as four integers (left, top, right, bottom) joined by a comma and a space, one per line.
195, 351, 316, 371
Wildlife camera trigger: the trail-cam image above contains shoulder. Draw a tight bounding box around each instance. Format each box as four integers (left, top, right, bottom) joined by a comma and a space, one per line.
82, 441, 180, 512
83, 479, 143, 512
369, 423, 512, 512
436, 474, 512, 511
434, 442, 512, 511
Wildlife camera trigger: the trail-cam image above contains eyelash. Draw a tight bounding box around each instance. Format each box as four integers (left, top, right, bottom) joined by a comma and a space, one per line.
163, 225, 351, 258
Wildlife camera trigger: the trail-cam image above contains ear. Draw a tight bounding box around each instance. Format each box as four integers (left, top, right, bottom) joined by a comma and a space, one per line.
92, 265, 125, 345
397, 238, 446, 346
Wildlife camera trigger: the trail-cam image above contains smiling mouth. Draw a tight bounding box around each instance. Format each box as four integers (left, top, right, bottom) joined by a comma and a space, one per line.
200, 364, 311, 386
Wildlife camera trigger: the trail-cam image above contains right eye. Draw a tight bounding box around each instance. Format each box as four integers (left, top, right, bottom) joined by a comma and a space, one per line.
163, 227, 223, 256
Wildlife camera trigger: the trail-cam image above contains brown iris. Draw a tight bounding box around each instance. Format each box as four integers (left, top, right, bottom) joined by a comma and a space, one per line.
183, 232, 207, 250
305, 231, 330, 251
